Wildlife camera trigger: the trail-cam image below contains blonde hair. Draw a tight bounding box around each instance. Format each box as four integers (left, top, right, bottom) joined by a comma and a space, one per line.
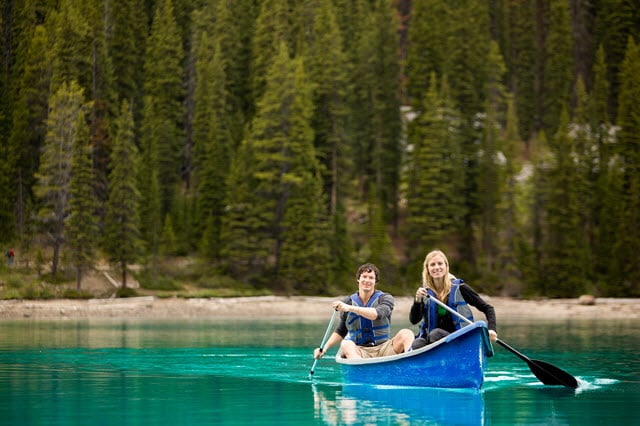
421, 250, 452, 301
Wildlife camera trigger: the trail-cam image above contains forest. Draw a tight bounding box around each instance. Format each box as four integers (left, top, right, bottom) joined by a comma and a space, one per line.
1, 0, 639, 299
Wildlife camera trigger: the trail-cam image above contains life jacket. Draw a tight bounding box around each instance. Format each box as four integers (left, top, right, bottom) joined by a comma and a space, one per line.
345, 290, 390, 346
418, 279, 473, 339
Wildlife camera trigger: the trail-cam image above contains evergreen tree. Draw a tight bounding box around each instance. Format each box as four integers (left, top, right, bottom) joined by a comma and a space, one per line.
277, 57, 331, 294
350, 0, 403, 228
219, 139, 261, 282
404, 73, 464, 268
159, 214, 177, 256
109, 0, 147, 110
212, 0, 257, 138
541, 0, 574, 136
250, 0, 290, 111
33, 81, 87, 276
593, 0, 639, 119
539, 109, 587, 297
48, 0, 93, 94
222, 43, 329, 290
477, 41, 507, 283
137, 96, 163, 260
6, 25, 50, 242
67, 123, 97, 291
86, 0, 115, 222
193, 35, 232, 259
499, 95, 525, 296
503, 0, 537, 141
405, 0, 448, 108
367, 188, 396, 284
304, 0, 354, 284
141, 0, 185, 216
611, 37, 640, 295
104, 100, 141, 288
305, 0, 350, 215
571, 76, 597, 284
589, 45, 616, 288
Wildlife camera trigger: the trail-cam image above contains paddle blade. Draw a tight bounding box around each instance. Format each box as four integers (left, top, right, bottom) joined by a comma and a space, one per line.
527, 359, 578, 389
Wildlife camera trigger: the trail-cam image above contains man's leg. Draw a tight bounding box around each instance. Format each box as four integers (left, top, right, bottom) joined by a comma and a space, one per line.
339, 340, 363, 358
392, 329, 415, 354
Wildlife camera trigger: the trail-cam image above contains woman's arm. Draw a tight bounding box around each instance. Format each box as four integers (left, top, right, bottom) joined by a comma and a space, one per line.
460, 285, 497, 331
409, 299, 424, 324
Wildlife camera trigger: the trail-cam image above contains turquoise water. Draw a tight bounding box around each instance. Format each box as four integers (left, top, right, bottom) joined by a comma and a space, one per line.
0, 319, 638, 425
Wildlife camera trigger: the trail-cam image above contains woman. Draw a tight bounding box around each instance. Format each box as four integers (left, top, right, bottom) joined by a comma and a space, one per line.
409, 250, 498, 349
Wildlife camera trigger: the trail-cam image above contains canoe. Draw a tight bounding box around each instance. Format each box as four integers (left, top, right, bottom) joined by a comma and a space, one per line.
335, 321, 494, 389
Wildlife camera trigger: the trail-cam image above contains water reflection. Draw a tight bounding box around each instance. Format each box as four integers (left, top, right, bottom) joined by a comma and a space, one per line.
313, 383, 485, 425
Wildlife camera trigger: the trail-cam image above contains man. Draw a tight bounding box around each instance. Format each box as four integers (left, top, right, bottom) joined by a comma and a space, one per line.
313, 263, 414, 359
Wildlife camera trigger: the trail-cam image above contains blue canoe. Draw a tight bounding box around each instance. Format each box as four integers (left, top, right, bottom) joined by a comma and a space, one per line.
335, 321, 494, 389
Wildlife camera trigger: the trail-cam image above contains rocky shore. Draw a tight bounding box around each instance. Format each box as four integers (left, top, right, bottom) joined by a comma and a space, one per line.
0, 295, 638, 321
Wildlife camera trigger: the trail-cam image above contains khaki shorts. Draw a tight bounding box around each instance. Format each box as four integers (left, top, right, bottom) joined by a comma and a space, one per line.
358, 339, 397, 359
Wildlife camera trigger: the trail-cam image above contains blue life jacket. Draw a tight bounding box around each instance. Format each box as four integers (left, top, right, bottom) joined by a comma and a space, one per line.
418, 279, 473, 339
345, 290, 390, 346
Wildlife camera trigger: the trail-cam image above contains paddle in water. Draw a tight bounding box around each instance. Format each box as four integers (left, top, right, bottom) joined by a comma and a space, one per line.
309, 309, 338, 379
426, 295, 579, 389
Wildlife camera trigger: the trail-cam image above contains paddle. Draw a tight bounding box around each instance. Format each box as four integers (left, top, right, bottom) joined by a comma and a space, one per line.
309, 309, 338, 379
426, 295, 578, 389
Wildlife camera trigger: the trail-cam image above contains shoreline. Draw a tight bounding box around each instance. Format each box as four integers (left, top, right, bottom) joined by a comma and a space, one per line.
0, 296, 638, 321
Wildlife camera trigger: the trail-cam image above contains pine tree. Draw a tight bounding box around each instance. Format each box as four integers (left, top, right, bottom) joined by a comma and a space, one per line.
277, 57, 330, 294
67, 123, 97, 291
367, 188, 396, 284
593, 0, 639, 119
611, 36, 640, 295
477, 41, 507, 276
349, 0, 403, 228
589, 45, 616, 287
141, 0, 185, 216
109, 0, 147, 109
33, 81, 87, 276
48, 0, 93, 94
193, 35, 232, 259
250, 0, 290, 110
404, 73, 464, 268
542, 0, 574, 136
499, 95, 525, 296
539, 109, 587, 297
104, 100, 141, 288
219, 139, 261, 282
503, 0, 537, 141
222, 43, 330, 290
303, 0, 354, 283
304, 0, 350, 215
571, 76, 597, 284
405, 0, 449, 108
6, 25, 50, 242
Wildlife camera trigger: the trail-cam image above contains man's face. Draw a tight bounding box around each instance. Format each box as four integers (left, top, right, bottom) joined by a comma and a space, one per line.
358, 270, 377, 293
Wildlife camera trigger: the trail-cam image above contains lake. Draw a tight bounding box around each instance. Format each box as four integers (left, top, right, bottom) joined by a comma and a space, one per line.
0, 318, 638, 425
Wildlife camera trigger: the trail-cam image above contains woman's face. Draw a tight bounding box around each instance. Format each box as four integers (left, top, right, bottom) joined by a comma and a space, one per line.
427, 254, 447, 279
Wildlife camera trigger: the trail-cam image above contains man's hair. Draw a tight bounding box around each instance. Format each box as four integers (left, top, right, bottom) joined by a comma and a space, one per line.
356, 263, 380, 283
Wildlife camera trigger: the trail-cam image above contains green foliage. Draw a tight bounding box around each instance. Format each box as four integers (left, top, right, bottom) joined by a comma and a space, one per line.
610, 37, 640, 295
2, 1, 640, 299
141, 0, 185, 216
542, 0, 574, 136
67, 122, 97, 291
34, 81, 88, 276
404, 74, 465, 264
104, 100, 141, 287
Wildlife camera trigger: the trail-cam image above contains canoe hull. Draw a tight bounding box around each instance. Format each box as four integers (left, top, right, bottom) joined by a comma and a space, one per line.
336, 321, 493, 389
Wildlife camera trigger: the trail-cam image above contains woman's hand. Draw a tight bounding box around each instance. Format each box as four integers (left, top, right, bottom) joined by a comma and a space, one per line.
415, 287, 427, 302
488, 330, 498, 342
313, 347, 324, 359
